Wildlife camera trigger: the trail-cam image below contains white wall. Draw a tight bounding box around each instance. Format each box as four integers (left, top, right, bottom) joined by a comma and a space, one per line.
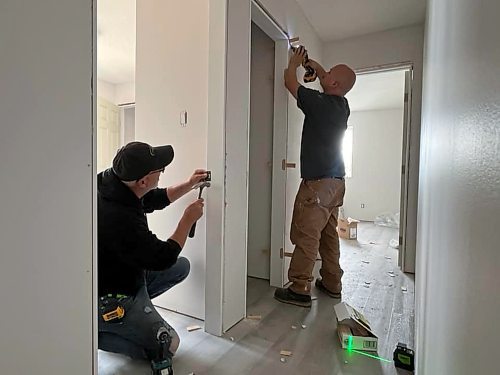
98, 79, 116, 103
136, 0, 209, 320
416, 0, 500, 373
98, 79, 135, 105
0, 0, 94, 374
344, 109, 403, 221
115, 81, 135, 105
324, 25, 424, 273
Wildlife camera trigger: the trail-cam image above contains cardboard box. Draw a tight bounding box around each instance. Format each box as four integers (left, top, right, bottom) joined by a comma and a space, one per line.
334, 302, 378, 352
337, 217, 359, 240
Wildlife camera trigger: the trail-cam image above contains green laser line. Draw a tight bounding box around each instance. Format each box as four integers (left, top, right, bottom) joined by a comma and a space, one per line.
346, 336, 391, 363
351, 350, 392, 363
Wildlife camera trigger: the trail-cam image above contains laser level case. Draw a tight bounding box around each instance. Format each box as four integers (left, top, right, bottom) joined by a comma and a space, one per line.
334, 302, 378, 352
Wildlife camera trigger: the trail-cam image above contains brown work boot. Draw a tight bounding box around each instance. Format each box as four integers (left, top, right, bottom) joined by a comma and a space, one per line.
315, 279, 341, 299
274, 287, 312, 307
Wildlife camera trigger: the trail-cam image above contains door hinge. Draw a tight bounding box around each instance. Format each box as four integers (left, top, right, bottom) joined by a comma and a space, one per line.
280, 248, 284, 259
404, 93, 409, 103
282, 159, 296, 171
401, 164, 406, 175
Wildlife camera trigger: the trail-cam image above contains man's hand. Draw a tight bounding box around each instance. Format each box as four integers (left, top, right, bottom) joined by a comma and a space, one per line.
170, 198, 205, 248
305, 58, 327, 78
188, 169, 209, 187
182, 198, 204, 224
289, 46, 306, 68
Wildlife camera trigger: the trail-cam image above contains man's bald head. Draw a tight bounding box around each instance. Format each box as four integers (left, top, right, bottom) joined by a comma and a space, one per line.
320, 64, 356, 96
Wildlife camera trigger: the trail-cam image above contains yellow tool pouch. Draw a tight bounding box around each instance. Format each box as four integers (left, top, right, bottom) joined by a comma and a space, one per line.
102, 306, 125, 322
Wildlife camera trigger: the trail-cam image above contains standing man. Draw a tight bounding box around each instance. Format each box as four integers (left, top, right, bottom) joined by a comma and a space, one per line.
274, 47, 356, 307
98, 141, 207, 373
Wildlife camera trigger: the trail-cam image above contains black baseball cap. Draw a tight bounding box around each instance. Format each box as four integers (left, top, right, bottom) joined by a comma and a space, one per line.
112, 141, 174, 181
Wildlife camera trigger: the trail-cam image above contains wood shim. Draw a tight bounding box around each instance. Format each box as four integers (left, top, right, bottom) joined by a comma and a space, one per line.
280, 350, 293, 356
187, 325, 202, 332
246, 315, 262, 320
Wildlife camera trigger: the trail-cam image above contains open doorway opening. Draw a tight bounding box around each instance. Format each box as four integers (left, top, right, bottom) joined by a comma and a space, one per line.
247, 22, 275, 281
96, 0, 136, 172
344, 66, 413, 268
245, 1, 291, 318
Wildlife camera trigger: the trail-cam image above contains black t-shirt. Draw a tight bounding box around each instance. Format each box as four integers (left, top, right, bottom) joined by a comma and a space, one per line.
297, 86, 350, 179
97, 169, 182, 296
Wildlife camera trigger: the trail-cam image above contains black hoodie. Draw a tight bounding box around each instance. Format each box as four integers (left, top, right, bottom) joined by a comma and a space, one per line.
98, 168, 182, 296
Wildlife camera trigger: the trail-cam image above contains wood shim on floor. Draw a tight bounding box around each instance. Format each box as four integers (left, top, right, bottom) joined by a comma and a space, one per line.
280, 350, 292, 356
187, 325, 202, 332
246, 315, 262, 320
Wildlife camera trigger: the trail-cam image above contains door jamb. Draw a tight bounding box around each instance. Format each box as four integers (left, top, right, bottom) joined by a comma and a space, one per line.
251, 0, 290, 287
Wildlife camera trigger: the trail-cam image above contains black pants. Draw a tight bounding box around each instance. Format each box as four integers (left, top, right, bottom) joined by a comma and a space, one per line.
98, 257, 190, 361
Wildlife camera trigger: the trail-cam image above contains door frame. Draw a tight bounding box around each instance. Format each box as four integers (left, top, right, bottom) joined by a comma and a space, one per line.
353, 62, 414, 272
250, 0, 290, 288
205, 0, 290, 335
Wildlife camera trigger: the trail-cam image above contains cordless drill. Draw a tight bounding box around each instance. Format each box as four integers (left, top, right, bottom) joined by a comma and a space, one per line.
291, 45, 317, 83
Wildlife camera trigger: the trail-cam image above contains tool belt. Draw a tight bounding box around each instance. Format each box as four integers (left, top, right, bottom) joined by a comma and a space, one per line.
99, 294, 128, 322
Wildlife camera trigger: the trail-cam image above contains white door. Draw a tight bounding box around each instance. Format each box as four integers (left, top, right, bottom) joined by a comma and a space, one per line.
97, 97, 120, 172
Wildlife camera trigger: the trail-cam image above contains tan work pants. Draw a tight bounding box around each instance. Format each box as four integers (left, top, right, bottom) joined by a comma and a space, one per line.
288, 178, 345, 295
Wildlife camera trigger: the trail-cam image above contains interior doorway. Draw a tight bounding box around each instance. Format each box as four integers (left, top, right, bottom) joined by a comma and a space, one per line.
344, 65, 413, 269
246, 0, 291, 295
247, 22, 275, 280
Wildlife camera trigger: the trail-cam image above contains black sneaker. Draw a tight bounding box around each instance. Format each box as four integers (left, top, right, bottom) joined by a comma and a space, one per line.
274, 287, 312, 307
315, 279, 341, 299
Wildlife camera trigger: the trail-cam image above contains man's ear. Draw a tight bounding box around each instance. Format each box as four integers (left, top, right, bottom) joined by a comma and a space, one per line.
137, 177, 148, 188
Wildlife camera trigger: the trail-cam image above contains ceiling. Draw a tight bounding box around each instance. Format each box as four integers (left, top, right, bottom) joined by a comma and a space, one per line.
346, 69, 406, 112
97, 0, 136, 84
97, 0, 424, 84
295, 0, 426, 42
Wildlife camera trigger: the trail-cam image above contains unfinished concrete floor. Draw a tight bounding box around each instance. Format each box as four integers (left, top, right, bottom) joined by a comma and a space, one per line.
99, 222, 414, 374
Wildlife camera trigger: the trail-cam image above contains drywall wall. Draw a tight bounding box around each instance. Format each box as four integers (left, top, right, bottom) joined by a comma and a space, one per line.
135, 0, 209, 320
115, 81, 135, 105
416, 0, 500, 373
98, 80, 135, 105
344, 109, 404, 221
324, 25, 424, 273
98, 79, 116, 102
0, 0, 94, 373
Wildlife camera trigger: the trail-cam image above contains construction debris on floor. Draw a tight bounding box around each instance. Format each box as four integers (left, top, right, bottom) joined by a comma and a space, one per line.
186, 325, 202, 332
334, 302, 378, 352
338, 217, 360, 240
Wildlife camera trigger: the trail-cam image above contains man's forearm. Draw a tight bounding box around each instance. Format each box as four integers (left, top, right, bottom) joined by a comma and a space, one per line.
307, 59, 327, 77
169, 217, 192, 249
284, 65, 300, 98
167, 180, 194, 203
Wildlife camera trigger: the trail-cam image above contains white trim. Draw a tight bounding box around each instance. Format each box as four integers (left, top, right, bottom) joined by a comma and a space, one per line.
251, 0, 289, 41
355, 61, 414, 75
205, 0, 228, 336
92, 0, 98, 372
